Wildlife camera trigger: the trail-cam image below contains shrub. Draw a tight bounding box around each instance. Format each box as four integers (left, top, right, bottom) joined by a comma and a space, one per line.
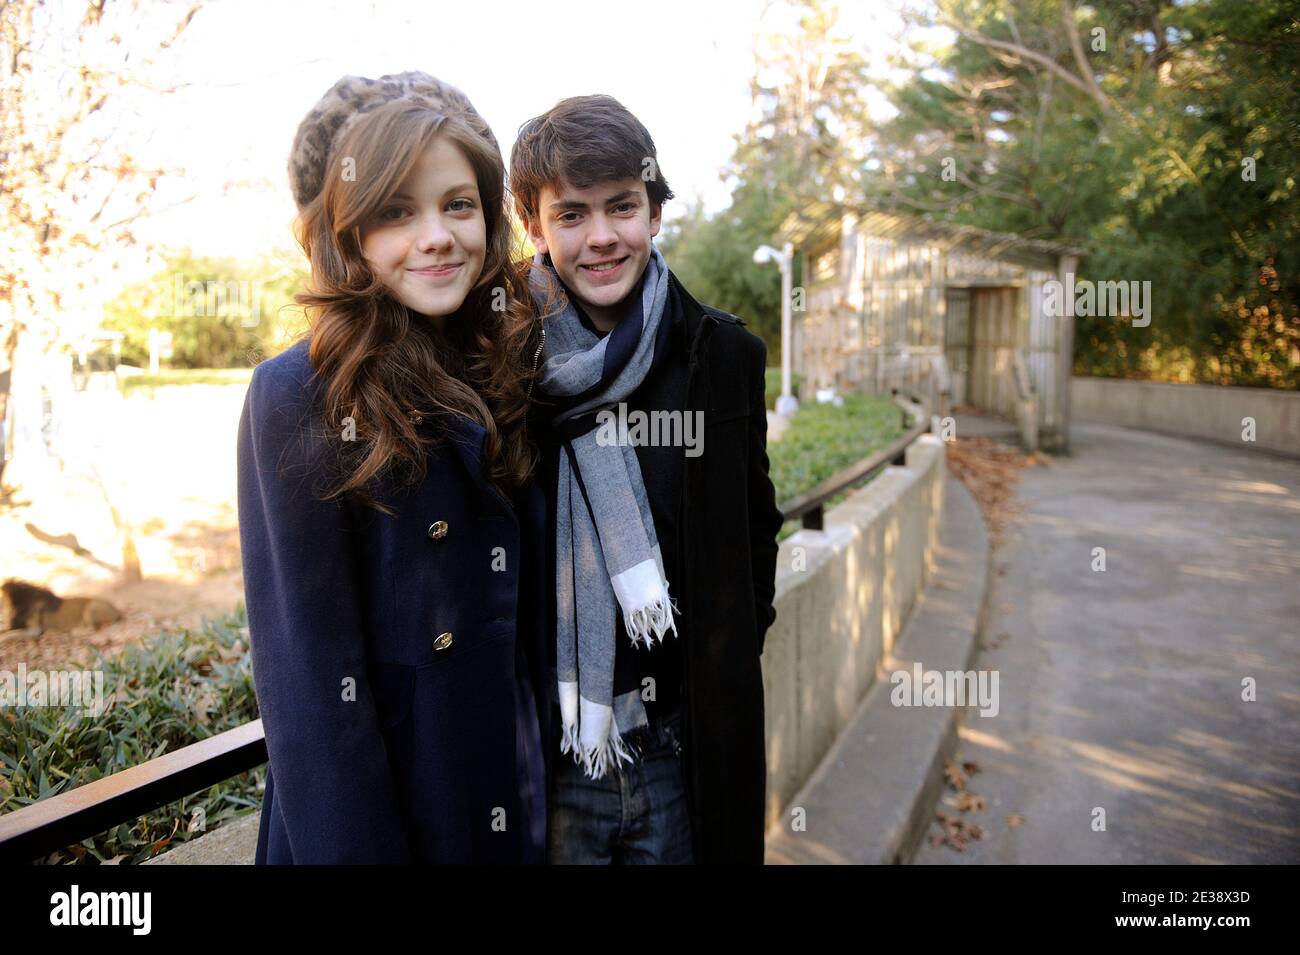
768, 393, 906, 540
0, 607, 263, 864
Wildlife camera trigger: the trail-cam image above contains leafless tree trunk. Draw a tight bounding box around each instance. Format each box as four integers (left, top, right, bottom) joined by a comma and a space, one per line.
1, 0, 201, 581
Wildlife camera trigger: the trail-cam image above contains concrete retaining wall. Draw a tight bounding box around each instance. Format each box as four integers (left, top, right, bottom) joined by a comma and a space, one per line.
1070, 377, 1300, 457
762, 433, 946, 830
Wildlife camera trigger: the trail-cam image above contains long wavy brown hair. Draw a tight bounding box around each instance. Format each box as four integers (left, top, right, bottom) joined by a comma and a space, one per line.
292, 101, 540, 514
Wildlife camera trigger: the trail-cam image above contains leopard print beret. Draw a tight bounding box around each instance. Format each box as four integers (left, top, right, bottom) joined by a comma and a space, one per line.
287, 71, 499, 211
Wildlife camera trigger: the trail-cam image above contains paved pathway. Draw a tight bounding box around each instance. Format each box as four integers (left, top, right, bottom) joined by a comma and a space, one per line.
915, 416, 1300, 863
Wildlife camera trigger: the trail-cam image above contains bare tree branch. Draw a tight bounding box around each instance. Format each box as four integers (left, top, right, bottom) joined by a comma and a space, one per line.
935, 10, 1111, 112
1032, 70, 1053, 166
1059, 0, 1112, 111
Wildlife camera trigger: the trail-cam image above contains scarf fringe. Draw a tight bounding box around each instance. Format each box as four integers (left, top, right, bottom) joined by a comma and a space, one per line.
559, 712, 637, 779
559, 720, 581, 759
623, 591, 680, 649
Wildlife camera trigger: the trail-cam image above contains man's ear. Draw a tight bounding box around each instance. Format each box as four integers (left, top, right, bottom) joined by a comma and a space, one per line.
649, 201, 663, 239
524, 215, 549, 255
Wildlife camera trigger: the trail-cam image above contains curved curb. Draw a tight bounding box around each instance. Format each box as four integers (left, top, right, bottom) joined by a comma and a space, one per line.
765, 466, 992, 864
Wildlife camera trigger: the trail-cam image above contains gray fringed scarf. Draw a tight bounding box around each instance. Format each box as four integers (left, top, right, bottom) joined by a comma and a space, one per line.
529, 245, 678, 779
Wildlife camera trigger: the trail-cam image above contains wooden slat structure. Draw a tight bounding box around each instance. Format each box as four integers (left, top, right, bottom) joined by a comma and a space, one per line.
783, 206, 1084, 453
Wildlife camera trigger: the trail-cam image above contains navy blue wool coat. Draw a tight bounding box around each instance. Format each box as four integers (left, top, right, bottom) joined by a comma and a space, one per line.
237, 338, 550, 864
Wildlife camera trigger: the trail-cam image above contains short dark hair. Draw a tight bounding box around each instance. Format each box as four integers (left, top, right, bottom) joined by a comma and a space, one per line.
509, 94, 674, 224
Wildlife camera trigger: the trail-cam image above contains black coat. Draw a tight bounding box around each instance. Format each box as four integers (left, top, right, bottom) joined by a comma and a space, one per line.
532, 273, 784, 864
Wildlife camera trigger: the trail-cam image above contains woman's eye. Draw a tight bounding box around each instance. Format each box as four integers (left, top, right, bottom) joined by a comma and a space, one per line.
379, 206, 407, 221
448, 198, 475, 212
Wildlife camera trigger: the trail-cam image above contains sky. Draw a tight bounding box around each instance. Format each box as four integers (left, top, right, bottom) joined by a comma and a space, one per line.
106, 0, 913, 285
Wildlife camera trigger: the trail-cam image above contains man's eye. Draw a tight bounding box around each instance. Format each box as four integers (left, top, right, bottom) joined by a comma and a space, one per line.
559, 212, 580, 223
615, 203, 635, 213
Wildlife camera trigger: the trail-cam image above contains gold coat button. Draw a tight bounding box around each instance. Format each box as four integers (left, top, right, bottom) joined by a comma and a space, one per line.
427, 520, 449, 541
433, 632, 454, 652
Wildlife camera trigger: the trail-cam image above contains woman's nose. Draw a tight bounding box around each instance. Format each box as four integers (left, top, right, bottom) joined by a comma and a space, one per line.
417, 214, 454, 253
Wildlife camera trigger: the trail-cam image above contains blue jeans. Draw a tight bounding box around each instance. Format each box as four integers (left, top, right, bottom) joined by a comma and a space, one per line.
547, 709, 695, 864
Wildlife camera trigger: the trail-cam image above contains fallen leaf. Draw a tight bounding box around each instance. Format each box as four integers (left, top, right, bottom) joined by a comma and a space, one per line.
955, 792, 987, 813
945, 437, 1044, 545
944, 760, 966, 790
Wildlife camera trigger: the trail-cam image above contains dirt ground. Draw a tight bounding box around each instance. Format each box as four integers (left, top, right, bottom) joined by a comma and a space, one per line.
1, 382, 250, 672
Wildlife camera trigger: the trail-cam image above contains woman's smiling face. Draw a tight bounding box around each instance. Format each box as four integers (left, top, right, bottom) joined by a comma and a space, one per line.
360, 134, 486, 320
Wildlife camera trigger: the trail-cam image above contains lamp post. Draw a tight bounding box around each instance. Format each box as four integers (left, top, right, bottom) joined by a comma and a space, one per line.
753, 241, 798, 417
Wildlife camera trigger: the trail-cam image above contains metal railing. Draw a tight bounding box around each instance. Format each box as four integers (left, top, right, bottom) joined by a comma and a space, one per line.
0, 392, 933, 863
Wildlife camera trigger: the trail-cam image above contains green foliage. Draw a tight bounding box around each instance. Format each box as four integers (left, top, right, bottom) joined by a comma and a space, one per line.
866, 0, 1299, 388
662, 200, 787, 355
0, 607, 263, 864
668, 0, 1298, 389
768, 393, 905, 543
103, 248, 310, 369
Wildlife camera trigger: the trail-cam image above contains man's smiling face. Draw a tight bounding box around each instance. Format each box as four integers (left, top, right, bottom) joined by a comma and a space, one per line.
526, 176, 662, 332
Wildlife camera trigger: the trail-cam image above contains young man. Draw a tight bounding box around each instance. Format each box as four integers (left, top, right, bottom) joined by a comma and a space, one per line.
511, 95, 783, 864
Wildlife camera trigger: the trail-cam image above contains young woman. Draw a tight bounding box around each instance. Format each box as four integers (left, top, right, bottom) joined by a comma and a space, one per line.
237, 72, 551, 863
